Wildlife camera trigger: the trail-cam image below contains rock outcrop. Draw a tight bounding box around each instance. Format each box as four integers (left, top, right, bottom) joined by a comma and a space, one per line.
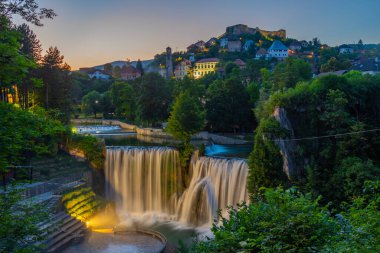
273, 107, 300, 179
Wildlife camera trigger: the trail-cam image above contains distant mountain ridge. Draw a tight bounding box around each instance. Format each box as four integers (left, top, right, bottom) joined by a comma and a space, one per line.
93, 59, 154, 70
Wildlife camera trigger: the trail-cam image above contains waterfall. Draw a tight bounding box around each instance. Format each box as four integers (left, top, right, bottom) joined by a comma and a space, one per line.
105, 147, 183, 216
105, 147, 249, 227
177, 156, 249, 226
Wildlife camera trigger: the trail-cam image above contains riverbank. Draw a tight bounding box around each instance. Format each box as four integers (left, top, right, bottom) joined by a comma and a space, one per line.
71, 119, 250, 145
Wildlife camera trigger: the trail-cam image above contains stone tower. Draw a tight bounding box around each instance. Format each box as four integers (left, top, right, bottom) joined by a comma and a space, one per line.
166, 47, 173, 79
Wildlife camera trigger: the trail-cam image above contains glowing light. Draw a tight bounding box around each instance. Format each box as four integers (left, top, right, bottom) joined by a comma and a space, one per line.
91, 228, 114, 234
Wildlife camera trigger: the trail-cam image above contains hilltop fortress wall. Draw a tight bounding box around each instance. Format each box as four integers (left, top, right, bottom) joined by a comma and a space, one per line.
225, 24, 286, 38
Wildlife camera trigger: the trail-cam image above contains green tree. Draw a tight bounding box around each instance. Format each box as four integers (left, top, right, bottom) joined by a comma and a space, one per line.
247, 118, 289, 194
38, 46, 73, 122
136, 59, 144, 75
0, 189, 48, 252
271, 57, 312, 91
167, 91, 205, 142
0, 103, 65, 174
194, 187, 340, 253
109, 81, 135, 119
0, 0, 56, 27
0, 16, 35, 100
206, 77, 254, 133
320, 57, 351, 73
332, 157, 380, 200
137, 73, 171, 126
81, 90, 102, 118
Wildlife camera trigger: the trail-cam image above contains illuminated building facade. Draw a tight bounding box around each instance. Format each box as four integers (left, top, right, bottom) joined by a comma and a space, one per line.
193, 58, 219, 79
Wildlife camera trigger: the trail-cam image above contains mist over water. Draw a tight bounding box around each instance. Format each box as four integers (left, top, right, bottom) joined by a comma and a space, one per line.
105, 146, 248, 227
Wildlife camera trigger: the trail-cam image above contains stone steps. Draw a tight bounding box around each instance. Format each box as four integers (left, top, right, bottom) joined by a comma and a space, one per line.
40, 212, 86, 253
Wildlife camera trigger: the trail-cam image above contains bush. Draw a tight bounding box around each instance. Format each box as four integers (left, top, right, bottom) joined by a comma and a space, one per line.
0, 103, 66, 172
247, 118, 289, 194
194, 187, 339, 253
193, 183, 380, 253
67, 134, 105, 170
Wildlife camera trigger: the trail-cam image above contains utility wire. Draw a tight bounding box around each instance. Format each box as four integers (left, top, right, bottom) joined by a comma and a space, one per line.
272, 128, 380, 142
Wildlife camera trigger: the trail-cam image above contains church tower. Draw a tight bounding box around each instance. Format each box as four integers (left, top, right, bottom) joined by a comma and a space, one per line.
166, 47, 173, 79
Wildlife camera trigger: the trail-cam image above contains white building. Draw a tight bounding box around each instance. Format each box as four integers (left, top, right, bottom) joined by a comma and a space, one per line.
339, 45, 354, 54
268, 40, 288, 59
88, 70, 111, 79
174, 59, 192, 80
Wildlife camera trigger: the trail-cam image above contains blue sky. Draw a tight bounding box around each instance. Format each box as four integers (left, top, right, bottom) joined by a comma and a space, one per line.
16, 0, 380, 69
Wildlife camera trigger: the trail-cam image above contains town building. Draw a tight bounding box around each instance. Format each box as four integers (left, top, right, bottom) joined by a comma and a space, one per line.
158, 65, 167, 78
87, 69, 111, 80
289, 41, 302, 51
206, 38, 218, 47
225, 24, 286, 39
234, 59, 246, 69
228, 40, 242, 52
255, 48, 268, 59
120, 63, 141, 81
187, 41, 206, 52
166, 47, 174, 79
194, 58, 219, 79
174, 59, 192, 80
339, 45, 354, 54
268, 40, 289, 59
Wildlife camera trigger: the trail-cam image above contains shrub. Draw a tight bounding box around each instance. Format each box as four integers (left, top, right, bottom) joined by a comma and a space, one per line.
67, 134, 105, 170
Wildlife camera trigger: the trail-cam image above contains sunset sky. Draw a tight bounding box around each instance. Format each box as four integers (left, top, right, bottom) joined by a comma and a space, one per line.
14, 0, 380, 69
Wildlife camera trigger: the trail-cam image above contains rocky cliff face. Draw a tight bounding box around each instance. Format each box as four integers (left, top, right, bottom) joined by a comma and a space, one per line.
273, 107, 300, 179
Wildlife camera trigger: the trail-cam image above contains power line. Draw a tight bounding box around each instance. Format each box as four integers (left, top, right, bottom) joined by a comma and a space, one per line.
272, 128, 380, 142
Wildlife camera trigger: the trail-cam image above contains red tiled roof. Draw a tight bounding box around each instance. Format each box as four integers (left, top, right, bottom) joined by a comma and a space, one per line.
196, 58, 220, 63
234, 59, 246, 66
256, 48, 267, 55
121, 65, 141, 74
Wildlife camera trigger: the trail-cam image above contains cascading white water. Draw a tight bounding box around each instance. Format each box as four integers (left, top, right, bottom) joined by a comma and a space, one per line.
105, 146, 183, 217
177, 156, 249, 226
105, 147, 249, 227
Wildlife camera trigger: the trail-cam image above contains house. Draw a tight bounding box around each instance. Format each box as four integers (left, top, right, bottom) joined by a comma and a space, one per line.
87, 69, 111, 80
234, 59, 246, 69
120, 63, 141, 81
289, 41, 302, 51
206, 37, 218, 47
316, 70, 348, 78
228, 40, 242, 52
352, 58, 379, 72
220, 37, 228, 48
193, 58, 219, 79
243, 40, 254, 51
268, 40, 288, 59
158, 65, 167, 78
256, 48, 268, 59
187, 40, 206, 52
174, 59, 192, 80
339, 45, 354, 54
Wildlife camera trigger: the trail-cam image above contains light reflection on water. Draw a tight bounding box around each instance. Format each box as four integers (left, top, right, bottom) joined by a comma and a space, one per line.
205, 144, 252, 158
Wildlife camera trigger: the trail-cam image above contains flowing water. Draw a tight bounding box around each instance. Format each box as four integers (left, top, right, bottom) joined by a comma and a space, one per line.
105, 146, 249, 227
